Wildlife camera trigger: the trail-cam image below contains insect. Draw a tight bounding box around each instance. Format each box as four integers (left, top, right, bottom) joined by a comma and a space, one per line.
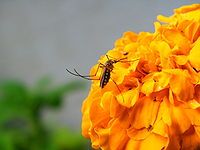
66, 54, 139, 101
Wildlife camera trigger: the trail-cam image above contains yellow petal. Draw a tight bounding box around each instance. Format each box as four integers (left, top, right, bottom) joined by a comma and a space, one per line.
117, 78, 140, 108
117, 87, 139, 108
172, 55, 188, 65
153, 72, 170, 92
124, 43, 138, 54
160, 97, 172, 126
154, 21, 161, 32
189, 37, 200, 71
174, 4, 200, 14
141, 78, 154, 95
157, 15, 176, 24
188, 100, 200, 109
176, 6, 200, 23
150, 41, 172, 69
152, 119, 169, 138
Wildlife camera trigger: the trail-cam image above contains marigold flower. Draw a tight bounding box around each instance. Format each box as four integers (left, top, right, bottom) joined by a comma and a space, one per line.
81, 4, 200, 150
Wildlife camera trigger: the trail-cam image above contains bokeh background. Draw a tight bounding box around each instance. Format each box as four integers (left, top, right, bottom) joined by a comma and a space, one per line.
0, 1, 199, 149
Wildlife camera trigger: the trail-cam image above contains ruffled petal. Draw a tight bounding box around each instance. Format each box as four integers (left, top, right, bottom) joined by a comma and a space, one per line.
126, 133, 168, 150
188, 37, 200, 71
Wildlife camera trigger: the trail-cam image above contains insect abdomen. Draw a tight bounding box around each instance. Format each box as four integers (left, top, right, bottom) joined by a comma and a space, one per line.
100, 68, 110, 88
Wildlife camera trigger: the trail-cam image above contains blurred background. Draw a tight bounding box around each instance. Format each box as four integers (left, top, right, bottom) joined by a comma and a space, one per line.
0, 1, 198, 150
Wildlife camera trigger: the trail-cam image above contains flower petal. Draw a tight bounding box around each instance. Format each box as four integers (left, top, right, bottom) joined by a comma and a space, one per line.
126, 133, 168, 150
189, 37, 200, 71
171, 106, 191, 134
130, 97, 161, 129
181, 126, 200, 150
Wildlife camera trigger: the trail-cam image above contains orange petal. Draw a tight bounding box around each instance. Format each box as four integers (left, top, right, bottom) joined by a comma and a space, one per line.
194, 85, 200, 103
166, 134, 181, 150
127, 127, 151, 140
130, 97, 161, 129
159, 97, 172, 126
100, 91, 125, 118
89, 98, 110, 128
185, 108, 200, 126
194, 125, 200, 139
93, 128, 110, 150
82, 90, 101, 137
94, 113, 131, 149
108, 119, 130, 150
181, 126, 200, 150
161, 28, 191, 55
171, 106, 191, 134
81, 111, 91, 138
178, 21, 200, 42
126, 133, 168, 150
110, 95, 126, 118
165, 69, 194, 102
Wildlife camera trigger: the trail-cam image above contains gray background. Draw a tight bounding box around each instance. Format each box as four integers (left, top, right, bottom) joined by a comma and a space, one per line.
0, 1, 198, 129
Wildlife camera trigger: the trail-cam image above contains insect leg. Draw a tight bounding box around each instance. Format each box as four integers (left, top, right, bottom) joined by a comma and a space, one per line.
118, 58, 139, 63
66, 63, 105, 80
74, 63, 106, 81
109, 77, 125, 102
106, 54, 128, 62
73, 69, 100, 80
66, 68, 82, 77
73, 63, 104, 78
106, 55, 110, 60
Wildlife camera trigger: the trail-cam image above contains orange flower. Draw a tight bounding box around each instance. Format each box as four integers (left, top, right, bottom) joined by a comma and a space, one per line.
81, 4, 200, 150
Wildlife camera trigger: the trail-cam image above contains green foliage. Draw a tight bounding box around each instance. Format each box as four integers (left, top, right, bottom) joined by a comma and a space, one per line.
0, 78, 88, 150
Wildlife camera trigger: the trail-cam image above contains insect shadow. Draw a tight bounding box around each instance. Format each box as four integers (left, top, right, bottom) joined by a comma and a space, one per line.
66, 54, 139, 102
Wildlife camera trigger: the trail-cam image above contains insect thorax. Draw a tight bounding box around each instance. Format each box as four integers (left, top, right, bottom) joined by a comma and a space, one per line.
105, 60, 114, 71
